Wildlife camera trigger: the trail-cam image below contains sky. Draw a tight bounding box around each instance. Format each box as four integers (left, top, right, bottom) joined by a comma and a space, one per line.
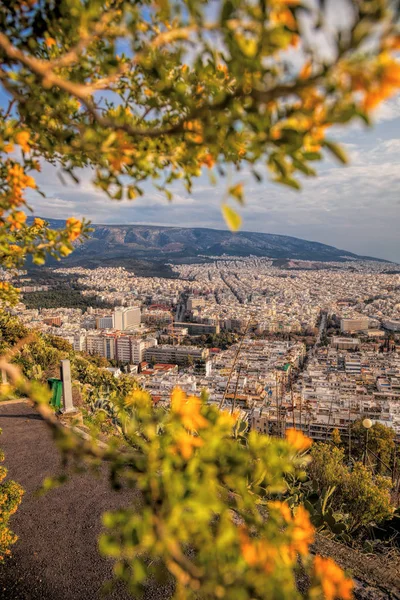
23, 95, 400, 263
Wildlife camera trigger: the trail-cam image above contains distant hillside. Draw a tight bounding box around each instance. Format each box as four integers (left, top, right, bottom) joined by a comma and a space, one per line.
30, 218, 386, 265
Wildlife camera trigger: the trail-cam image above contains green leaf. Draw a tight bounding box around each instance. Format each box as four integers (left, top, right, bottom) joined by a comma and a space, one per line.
303, 152, 322, 161
292, 158, 316, 176
113, 187, 123, 200
323, 140, 348, 164
355, 110, 372, 126
334, 107, 357, 123
222, 205, 242, 232
274, 176, 301, 190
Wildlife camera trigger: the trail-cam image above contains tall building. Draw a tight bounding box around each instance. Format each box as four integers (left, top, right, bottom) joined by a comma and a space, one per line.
113, 307, 141, 331
72, 333, 86, 352
114, 335, 132, 363
340, 317, 369, 332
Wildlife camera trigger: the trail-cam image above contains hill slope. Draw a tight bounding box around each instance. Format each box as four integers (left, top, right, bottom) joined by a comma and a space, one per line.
33, 219, 385, 265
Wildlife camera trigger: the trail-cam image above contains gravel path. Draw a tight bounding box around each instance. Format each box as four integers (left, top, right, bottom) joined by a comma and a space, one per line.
0, 401, 171, 600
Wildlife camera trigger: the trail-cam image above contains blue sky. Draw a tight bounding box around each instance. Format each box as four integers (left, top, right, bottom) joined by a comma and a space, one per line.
22, 95, 400, 263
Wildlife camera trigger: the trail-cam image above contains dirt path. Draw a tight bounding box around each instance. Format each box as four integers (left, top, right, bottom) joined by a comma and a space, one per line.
0, 401, 171, 600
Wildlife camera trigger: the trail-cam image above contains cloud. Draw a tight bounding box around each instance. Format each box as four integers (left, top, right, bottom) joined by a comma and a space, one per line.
239, 135, 400, 260
374, 97, 400, 123
26, 105, 400, 263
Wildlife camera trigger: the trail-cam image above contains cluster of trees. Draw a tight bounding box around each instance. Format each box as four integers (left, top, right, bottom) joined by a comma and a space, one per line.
22, 288, 113, 310
276, 424, 399, 552
255, 329, 317, 348
347, 421, 398, 476
186, 331, 239, 350
325, 314, 342, 338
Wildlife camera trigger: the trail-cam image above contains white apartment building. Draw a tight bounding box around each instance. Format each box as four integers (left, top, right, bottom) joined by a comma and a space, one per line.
113, 306, 141, 331
115, 336, 157, 364
345, 355, 362, 374
331, 337, 360, 350
86, 333, 116, 360
144, 345, 212, 375
60, 332, 86, 352
140, 373, 198, 403
72, 333, 86, 352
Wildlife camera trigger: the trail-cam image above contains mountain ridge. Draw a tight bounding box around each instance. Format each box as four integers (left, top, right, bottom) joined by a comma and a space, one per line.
30, 218, 389, 264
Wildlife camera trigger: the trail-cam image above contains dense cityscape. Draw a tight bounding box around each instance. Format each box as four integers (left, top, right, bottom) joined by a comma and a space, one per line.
9, 256, 400, 440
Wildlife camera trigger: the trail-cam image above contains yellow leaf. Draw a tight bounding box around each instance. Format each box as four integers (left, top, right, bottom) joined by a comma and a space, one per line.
299, 61, 312, 80
222, 205, 242, 232
15, 131, 30, 153
127, 186, 137, 200
228, 182, 244, 205
234, 31, 258, 58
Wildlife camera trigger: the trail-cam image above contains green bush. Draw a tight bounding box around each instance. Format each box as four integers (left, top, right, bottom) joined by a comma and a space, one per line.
308, 443, 394, 534
0, 435, 23, 561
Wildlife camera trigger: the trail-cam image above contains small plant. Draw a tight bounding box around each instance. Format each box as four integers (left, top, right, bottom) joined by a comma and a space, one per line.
302, 443, 394, 539
0, 431, 23, 561
30, 363, 42, 381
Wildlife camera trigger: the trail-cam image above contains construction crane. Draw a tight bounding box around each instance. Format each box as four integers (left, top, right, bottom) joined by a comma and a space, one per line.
167, 311, 182, 346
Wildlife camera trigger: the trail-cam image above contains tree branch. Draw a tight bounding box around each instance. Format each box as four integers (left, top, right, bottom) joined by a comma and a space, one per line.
51, 11, 119, 69
0, 33, 94, 98
0, 25, 335, 141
